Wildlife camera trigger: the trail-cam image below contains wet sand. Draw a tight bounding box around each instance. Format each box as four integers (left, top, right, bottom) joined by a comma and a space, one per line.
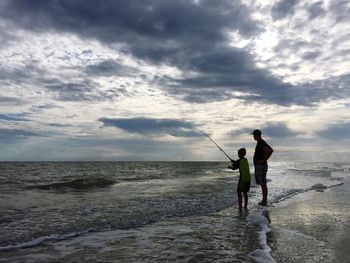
269, 176, 350, 263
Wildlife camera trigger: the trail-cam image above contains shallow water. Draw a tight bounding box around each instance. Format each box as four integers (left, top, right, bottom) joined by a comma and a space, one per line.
270, 176, 350, 263
0, 161, 347, 262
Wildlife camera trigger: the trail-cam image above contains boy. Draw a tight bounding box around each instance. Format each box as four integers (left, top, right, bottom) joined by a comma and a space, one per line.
229, 148, 251, 210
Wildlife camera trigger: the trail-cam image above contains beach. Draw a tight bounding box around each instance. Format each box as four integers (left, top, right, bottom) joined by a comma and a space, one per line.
0, 161, 348, 262
269, 175, 350, 263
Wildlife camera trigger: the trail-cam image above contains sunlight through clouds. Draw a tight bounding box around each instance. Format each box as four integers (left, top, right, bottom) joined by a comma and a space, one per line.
0, 0, 349, 161
252, 30, 279, 60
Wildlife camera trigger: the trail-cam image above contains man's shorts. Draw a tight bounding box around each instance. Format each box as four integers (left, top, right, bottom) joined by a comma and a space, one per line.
237, 181, 250, 193
255, 164, 268, 185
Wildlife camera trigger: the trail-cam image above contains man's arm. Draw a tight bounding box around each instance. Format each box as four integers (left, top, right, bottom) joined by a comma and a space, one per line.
263, 145, 273, 162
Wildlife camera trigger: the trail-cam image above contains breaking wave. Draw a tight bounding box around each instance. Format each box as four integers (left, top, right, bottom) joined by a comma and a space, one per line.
28, 177, 116, 190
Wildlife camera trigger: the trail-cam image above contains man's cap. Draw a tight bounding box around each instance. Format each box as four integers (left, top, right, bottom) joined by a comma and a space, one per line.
251, 129, 262, 136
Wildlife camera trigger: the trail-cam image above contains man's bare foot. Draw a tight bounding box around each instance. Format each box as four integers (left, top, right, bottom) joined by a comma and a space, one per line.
258, 201, 267, 206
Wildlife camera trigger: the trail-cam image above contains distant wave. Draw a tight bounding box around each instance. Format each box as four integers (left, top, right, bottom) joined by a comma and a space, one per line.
0, 230, 92, 252
286, 169, 335, 179
27, 177, 116, 190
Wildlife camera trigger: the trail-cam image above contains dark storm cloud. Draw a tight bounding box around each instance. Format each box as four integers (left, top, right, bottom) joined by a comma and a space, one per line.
0, 114, 28, 122
1, 0, 349, 107
0, 1, 268, 102
302, 51, 321, 60
262, 122, 301, 138
45, 123, 71, 128
49, 81, 128, 102
64, 136, 175, 150
44, 79, 101, 101
0, 96, 25, 105
3, 65, 101, 102
271, 0, 299, 20
0, 62, 125, 102
99, 117, 201, 137
160, 46, 298, 105
30, 104, 62, 112
58, 136, 197, 161
230, 122, 300, 138
0, 63, 46, 82
0, 128, 42, 142
273, 39, 310, 54
85, 60, 137, 77
287, 74, 350, 106
0, 0, 261, 46
310, 73, 350, 99
329, 1, 350, 23
317, 122, 350, 140
307, 1, 326, 20
0, 31, 14, 48
162, 47, 350, 106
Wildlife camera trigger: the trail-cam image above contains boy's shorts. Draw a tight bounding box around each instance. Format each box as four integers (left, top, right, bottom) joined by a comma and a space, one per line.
237, 181, 250, 193
255, 164, 268, 185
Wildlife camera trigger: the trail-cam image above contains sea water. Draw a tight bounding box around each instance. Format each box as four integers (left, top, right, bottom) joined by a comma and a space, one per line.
0, 161, 347, 262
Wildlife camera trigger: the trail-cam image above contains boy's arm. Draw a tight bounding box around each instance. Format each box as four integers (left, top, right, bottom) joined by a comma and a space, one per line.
228, 160, 239, 170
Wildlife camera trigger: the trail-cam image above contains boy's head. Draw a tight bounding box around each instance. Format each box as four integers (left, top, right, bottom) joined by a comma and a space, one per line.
238, 148, 246, 159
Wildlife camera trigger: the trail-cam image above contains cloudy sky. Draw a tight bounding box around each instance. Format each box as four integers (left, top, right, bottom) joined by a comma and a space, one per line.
0, 0, 349, 161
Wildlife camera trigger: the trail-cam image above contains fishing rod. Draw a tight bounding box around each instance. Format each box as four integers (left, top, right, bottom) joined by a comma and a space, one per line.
200, 131, 234, 162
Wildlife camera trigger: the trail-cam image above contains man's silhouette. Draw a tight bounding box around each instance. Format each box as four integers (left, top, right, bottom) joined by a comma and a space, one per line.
252, 129, 273, 206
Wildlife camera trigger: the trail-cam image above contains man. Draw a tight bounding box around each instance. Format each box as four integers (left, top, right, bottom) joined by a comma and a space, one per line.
252, 129, 273, 206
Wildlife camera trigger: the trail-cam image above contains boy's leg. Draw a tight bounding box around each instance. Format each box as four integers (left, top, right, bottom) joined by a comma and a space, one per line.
243, 192, 248, 209
237, 192, 242, 210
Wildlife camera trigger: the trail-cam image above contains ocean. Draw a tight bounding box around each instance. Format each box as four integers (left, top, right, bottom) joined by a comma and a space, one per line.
0, 161, 348, 262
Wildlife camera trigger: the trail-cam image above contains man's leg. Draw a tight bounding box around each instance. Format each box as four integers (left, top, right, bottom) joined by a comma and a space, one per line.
243, 192, 248, 209
261, 183, 268, 205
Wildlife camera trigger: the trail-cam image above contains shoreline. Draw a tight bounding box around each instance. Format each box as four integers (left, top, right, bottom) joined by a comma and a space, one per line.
269, 175, 350, 263
1, 162, 348, 263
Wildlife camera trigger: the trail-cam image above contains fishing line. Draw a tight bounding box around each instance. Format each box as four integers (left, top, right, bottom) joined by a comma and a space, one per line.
199, 131, 234, 162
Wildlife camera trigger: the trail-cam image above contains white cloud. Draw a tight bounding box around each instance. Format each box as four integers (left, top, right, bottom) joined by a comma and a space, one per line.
0, 0, 349, 161
245, 0, 350, 84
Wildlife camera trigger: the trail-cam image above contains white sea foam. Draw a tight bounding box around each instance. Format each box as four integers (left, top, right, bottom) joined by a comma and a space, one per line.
247, 212, 269, 226
247, 208, 276, 263
248, 249, 277, 263
0, 231, 85, 252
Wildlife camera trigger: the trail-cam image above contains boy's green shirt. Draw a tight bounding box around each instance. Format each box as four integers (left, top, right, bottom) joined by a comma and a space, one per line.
239, 158, 251, 182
